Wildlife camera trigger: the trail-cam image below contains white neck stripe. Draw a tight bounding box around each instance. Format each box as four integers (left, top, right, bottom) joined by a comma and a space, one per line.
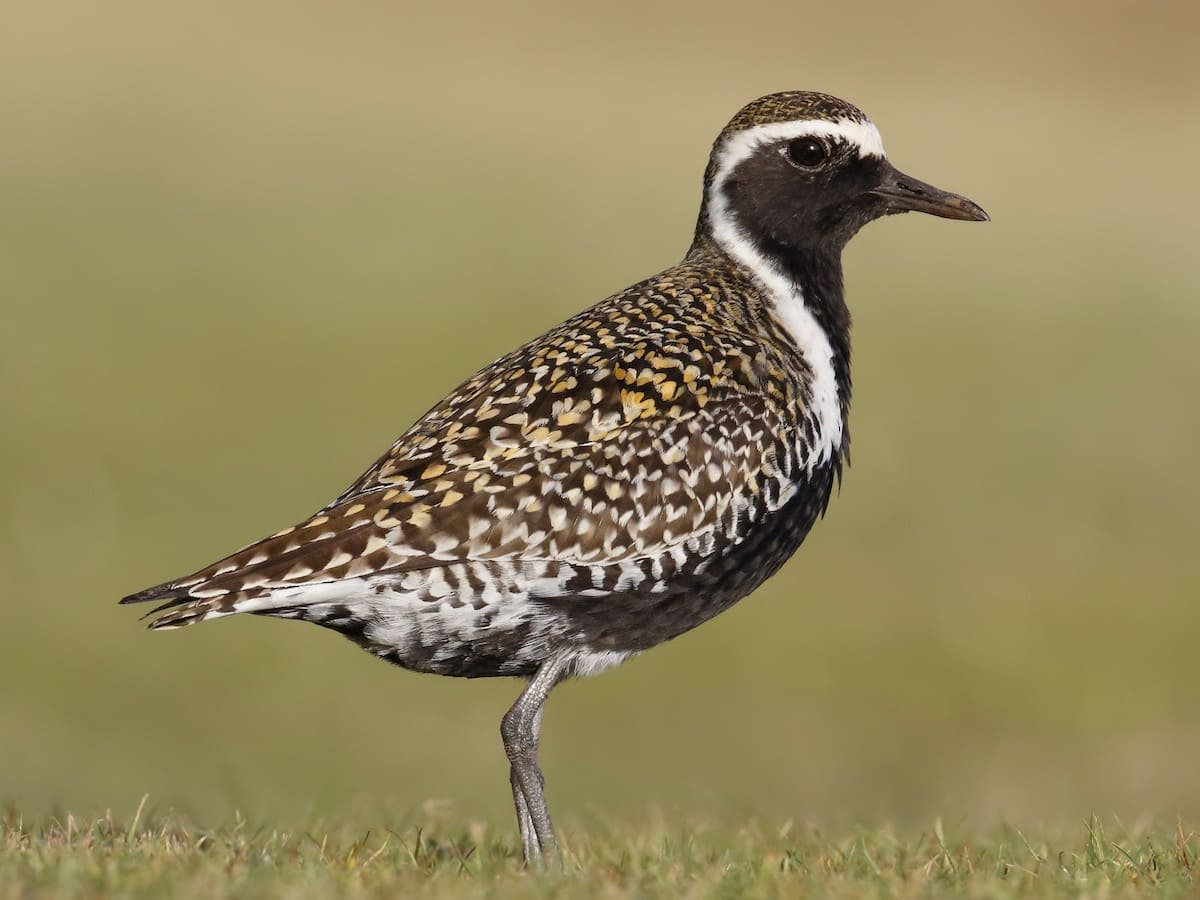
703, 121, 861, 471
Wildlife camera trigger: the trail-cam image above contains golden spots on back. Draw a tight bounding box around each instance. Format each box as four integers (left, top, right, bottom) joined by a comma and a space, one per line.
525, 425, 553, 443
620, 389, 658, 421
374, 507, 402, 528
634, 369, 662, 387
421, 462, 447, 480
441, 490, 465, 508
344, 503, 367, 518
270, 525, 295, 539
407, 503, 432, 529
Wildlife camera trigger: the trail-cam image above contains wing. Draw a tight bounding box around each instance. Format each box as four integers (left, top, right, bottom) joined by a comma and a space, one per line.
123, 272, 809, 626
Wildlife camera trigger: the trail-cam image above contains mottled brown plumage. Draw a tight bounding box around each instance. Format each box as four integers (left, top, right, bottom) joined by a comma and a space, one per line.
122, 90, 987, 864
130, 248, 824, 643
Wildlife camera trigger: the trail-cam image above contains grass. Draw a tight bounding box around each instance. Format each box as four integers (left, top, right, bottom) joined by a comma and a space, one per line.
2, 804, 1196, 899
3, 6, 1200, 897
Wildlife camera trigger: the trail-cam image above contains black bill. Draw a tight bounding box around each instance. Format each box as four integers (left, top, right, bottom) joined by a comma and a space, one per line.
869, 163, 989, 222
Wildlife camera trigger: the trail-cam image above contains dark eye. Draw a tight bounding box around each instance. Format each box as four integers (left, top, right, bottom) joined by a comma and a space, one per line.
784, 137, 828, 169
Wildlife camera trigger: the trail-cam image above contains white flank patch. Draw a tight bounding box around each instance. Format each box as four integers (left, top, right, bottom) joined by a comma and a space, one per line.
704, 120, 870, 470
570, 649, 634, 678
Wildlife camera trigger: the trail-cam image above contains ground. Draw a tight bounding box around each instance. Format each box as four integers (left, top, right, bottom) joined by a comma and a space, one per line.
2, 807, 1195, 899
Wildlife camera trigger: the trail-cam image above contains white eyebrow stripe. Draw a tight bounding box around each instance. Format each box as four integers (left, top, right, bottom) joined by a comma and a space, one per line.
715, 118, 886, 176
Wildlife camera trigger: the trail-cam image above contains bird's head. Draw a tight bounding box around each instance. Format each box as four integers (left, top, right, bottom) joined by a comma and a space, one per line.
699, 91, 987, 262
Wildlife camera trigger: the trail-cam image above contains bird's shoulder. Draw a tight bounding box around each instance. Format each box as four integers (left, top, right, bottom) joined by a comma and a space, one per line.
341, 260, 795, 499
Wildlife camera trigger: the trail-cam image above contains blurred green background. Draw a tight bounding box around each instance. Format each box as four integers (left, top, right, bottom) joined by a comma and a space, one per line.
2, 0, 1198, 831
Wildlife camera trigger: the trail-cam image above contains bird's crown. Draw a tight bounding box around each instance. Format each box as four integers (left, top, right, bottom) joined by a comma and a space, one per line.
709, 91, 886, 167
721, 91, 870, 134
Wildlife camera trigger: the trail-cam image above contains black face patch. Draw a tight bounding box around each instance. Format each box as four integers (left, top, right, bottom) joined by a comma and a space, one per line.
720, 137, 889, 258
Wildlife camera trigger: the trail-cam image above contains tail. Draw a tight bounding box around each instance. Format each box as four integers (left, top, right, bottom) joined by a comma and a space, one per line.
120, 579, 246, 630
119, 495, 414, 631
117, 516, 341, 630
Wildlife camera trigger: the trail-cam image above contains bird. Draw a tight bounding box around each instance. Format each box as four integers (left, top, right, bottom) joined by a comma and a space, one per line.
122, 90, 987, 865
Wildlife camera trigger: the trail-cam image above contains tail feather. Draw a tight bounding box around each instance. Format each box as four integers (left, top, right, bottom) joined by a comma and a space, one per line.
144, 600, 237, 631
120, 580, 187, 608
118, 495, 394, 630
119, 492, 445, 631
120, 580, 245, 629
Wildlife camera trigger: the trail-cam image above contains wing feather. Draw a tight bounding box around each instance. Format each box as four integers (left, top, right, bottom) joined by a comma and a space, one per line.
122, 266, 813, 628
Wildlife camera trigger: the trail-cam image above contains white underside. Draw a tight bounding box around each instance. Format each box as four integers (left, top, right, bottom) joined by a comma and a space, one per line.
214, 573, 634, 677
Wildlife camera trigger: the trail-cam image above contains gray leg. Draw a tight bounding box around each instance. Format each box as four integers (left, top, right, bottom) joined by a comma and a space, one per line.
510, 701, 547, 852
501, 652, 572, 865
509, 766, 535, 854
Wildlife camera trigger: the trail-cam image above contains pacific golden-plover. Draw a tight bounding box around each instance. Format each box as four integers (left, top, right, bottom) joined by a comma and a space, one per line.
123, 91, 987, 863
